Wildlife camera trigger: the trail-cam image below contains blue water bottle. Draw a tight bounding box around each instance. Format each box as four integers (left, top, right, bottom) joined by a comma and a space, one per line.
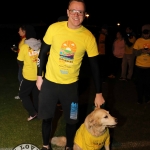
70, 102, 78, 119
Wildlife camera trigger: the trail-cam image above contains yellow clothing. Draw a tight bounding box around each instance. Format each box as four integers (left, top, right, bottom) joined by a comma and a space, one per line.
43, 21, 98, 84
18, 37, 26, 51
125, 36, 136, 54
133, 38, 150, 67
98, 33, 106, 55
74, 124, 110, 150
17, 44, 40, 80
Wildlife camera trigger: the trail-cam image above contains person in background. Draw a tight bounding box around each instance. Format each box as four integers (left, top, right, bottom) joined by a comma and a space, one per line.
36, 0, 105, 149
98, 24, 113, 82
11, 25, 26, 100
108, 30, 125, 78
133, 24, 150, 104
119, 26, 136, 81
17, 25, 41, 121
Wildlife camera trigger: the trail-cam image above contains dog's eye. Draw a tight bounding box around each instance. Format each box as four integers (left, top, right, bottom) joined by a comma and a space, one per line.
104, 115, 108, 118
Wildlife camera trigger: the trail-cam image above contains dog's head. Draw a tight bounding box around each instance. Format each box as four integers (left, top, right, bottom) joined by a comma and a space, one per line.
84, 108, 117, 136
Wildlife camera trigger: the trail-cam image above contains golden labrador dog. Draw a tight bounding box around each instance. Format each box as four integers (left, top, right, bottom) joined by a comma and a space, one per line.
51, 108, 117, 150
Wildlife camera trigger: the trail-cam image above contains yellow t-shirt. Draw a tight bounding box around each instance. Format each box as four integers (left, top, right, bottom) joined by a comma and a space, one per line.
74, 123, 110, 150
125, 36, 136, 54
43, 21, 98, 84
19, 37, 26, 49
133, 38, 150, 67
17, 44, 40, 80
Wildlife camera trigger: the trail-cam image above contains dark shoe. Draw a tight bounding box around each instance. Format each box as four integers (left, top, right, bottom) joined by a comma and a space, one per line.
41, 148, 52, 150
119, 77, 127, 81
146, 100, 150, 104
126, 78, 131, 81
137, 101, 142, 104
41, 147, 49, 150
65, 147, 73, 150
108, 74, 115, 78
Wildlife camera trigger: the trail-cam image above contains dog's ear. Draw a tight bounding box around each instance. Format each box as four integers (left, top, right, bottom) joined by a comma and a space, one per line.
87, 112, 94, 128
87, 113, 100, 128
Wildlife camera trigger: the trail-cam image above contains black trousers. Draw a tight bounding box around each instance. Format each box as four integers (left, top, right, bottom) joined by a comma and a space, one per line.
19, 78, 39, 116
110, 56, 122, 76
135, 66, 150, 103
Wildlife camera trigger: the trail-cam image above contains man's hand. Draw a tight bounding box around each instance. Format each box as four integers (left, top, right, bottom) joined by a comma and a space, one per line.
142, 48, 150, 54
94, 93, 105, 108
146, 49, 150, 54
36, 76, 43, 90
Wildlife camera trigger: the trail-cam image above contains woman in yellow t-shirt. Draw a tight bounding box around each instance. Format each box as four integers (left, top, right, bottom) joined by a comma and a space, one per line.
133, 25, 150, 104
11, 25, 26, 100
17, 25, 41, 121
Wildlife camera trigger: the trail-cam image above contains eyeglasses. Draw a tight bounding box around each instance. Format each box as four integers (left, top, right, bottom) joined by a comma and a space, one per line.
69, 9, 85, 16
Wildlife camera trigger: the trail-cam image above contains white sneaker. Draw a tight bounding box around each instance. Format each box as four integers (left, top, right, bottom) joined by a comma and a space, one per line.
27, 114, 37, 121
14, 95, 20, 99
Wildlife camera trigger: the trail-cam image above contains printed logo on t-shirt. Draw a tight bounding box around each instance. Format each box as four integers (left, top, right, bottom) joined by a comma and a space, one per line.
28, 48, 40, 62
143, 43, 150, 50
59, 40, 76, 74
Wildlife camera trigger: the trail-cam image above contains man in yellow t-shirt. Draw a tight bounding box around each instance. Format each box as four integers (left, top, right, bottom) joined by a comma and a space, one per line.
36, 1, 105, 149
120, 26, 136, 81
133, 24, 150, 104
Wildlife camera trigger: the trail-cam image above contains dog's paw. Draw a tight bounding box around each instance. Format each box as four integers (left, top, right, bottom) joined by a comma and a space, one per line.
51, 136, 66, 147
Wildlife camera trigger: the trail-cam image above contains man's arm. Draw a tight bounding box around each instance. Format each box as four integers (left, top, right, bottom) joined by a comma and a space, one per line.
133, 48, 143, 56
88, 55, 105, 107
36, 41, 50, 90
88, 55, 102, 93
133, 47, 150, 56
37, 41, 50, 76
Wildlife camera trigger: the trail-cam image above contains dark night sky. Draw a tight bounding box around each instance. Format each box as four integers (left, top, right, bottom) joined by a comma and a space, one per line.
1, 0, 149, 28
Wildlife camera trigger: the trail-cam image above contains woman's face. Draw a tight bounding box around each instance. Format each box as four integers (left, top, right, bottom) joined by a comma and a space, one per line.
18, 27, 26, 37
116, 32, 122, 39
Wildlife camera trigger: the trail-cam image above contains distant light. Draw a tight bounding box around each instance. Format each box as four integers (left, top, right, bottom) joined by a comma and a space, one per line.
117, 23, 120, 26
85, 14, 89, 18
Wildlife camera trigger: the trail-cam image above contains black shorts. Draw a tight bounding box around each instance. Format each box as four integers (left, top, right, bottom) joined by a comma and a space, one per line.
38, 78, 79, 124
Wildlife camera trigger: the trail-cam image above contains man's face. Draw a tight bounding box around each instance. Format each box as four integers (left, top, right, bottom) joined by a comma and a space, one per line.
142, 30, 150, 39
126, 27, 132, 34
102, 28, 108, 35
143, 33, 150, 39
67, 1, 85, 29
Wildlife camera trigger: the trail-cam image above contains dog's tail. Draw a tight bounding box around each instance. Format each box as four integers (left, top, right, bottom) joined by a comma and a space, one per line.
51, 136, 67, 147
